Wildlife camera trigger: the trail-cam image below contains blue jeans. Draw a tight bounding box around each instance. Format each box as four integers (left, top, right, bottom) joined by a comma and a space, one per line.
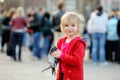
42, 36, 51, 55
92, 33, 106, 63
32, 32, 43, 59
12, 32, 24, 61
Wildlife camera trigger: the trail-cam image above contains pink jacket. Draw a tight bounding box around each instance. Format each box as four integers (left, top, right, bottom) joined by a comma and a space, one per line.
11, 17, 27, 31
56, 36, 86, 80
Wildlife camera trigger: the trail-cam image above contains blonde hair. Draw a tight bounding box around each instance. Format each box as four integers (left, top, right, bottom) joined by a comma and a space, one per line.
16, 6, 25, 17
6, 8, 16, 17
60, 12, 85, 35
116, 11, 120, 16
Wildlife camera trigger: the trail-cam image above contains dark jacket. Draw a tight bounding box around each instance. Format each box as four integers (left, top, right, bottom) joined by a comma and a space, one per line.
117, 19, 120, 37
29, 13, 44, 32
42, 18, 52, 36
2, 17, 11, 30
52, 10, 65, 32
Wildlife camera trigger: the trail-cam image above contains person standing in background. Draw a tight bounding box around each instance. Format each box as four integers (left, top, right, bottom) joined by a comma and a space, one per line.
27, 7, 45, 59
11, 6, 27, 61
52, 0, 65, 46
42, 11, 53, 55
1, 8, 15, 53
88, 5, 108, 65
106, 11, 119, 62
0, 10, 7, 52
116, 11, 120, 64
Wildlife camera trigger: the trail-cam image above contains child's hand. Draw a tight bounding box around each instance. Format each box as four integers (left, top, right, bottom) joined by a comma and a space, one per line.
51, 50, 61, 58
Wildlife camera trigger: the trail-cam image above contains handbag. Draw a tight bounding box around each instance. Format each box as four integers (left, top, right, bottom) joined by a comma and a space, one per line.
7, 31, 13, 56
7, 44, 13, 56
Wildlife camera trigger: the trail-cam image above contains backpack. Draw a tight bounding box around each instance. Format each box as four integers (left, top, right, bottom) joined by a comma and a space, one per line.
42, 18, 52, 36
52, 11, 65, 32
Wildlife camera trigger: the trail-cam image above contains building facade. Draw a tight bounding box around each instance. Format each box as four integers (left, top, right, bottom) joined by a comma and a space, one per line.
1, 0, 119, 20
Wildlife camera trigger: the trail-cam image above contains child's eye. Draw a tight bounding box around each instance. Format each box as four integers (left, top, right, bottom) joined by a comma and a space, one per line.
72, 24, 75, 27
65, 24, 68, 27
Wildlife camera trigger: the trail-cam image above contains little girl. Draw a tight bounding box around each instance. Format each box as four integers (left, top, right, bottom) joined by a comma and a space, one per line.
51, 12, 86, 80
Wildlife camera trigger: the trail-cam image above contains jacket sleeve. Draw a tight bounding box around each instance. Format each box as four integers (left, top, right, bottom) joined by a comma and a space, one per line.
60, 41, 86, 67
117, 19, 120, 37
57, 38, 63, 50
87, 19, 92, 34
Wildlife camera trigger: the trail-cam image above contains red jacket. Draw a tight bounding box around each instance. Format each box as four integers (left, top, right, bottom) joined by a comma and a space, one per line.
56, 36, 86, 80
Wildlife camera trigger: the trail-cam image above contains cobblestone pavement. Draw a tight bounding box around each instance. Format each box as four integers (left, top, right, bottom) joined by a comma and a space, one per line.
0, 47, 120, 80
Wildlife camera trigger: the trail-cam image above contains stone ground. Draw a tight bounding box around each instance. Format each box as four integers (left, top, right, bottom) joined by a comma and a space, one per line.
0, 47, 120, 80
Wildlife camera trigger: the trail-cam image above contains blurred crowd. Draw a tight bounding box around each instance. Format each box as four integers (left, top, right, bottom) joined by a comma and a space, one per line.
0, 1, 65, 62
0, 6, 54, 61
0, 2, 120, 66
85, 5, 120, 65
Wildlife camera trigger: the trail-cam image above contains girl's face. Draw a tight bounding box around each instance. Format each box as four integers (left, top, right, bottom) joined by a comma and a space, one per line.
63, 18, 78, 38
